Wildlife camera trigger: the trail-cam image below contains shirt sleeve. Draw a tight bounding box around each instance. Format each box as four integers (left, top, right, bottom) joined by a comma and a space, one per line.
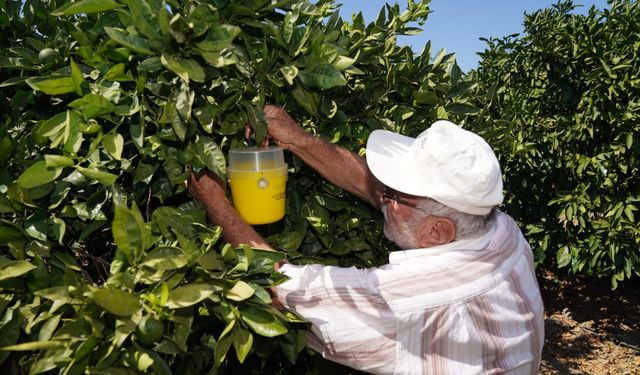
272, 263, 397, 373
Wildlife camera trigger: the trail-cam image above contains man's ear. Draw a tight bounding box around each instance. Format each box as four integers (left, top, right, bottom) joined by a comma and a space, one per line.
417, 216, 457, 248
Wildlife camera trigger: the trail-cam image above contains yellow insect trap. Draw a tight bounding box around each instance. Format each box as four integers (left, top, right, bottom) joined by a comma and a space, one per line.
227, 147, 287, 225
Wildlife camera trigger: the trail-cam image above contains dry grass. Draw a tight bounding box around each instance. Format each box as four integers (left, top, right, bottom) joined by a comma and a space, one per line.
538, 268, 640, 375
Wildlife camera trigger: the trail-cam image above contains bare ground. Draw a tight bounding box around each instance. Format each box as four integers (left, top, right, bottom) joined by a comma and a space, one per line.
538, 268, 640, 375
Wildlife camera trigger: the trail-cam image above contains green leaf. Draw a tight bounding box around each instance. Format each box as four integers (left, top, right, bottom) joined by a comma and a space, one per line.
445, 103, 481, 115
176, 84, 194, 121
0, 318, 19, 365
557, 247, 572, 268
232, 327, 253, 363
69, 94, 115, 118
112, 202, 150, 263
133, 160, 158, 184
244, 104, 268, 144
196, 25, 241, 52
133, 350, 154, 372
200, 49, 238, 68
166, 283, 216, 309
161, 54, 206, 83
194, 136, 226, 179
0, 76, 31, 87
126, 0, 157, 38
142, 247, 190, 270
221, 244, 236, 262
52, 0, 122, 15
251, 248, 286, 264
0, 193, 14, 214
17, 161, 63, 188
240, 306, 288, 337
280, 65, 299, 85
52, 252, 81, 271
137, 57, 162, 72
413, 90, 438, 105
90, 288, 141, 316
0, 341, 65, 351
70, 58, 84, 96
278, 330, 299, 364
0, 137, 15, 166
104, 27, 154, 55
0, 261, 37, 281
24, 212, 47, 241
34, 286, 83, 305
45, 155, 75, 168
27, 76, 75, 95
146, 348, 173, 375
226, 280, 255, 302
105, 63, 134, 82
291, 87, 319, 115
102, 133, 124, 160
77, 166, 118, 185
36, 112, 67, 140
152, 206, 197, 237
333, 55, 356, 71
38, 314, 61, 341
298, 63, 347, 89
214, 326, 233, 367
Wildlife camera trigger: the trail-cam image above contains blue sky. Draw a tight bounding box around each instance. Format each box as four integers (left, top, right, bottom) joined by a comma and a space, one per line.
337, 0, 610, 72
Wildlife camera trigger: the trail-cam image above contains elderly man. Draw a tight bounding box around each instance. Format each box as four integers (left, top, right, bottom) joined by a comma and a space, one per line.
186, 105, 544, 374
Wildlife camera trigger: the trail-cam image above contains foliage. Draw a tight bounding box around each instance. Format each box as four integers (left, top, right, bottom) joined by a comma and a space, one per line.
0, 0, 477, 372
470, 0, 639, 289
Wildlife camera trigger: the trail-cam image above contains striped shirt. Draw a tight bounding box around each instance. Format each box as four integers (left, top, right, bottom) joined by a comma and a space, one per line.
273, 211, 544, 374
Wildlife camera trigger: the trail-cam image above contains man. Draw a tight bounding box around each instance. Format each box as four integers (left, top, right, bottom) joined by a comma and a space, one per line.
186, 105, 544, 374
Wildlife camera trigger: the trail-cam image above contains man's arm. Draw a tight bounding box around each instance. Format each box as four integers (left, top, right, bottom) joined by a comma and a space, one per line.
185, 171, 274, 250
264, 105, 384, 210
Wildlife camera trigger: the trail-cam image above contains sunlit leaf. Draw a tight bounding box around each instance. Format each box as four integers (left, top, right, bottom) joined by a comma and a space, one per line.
161, 54, 205, 83
90, 288, 141, 316
77, 166, 118, 185
232, 326, 253, 363
52, 0, 122, 15
112, 202, 149, 263
298, 63, 347, 89
0, 261, 36, 281
105, 27, 153, 55
102, 133, 124, 160
240, 306, 288, 337
166, 284, 217, 309
27, 76, 74, 95
226, 280, 255, 302
17, 161, 63, 188
0, 341, 65, 351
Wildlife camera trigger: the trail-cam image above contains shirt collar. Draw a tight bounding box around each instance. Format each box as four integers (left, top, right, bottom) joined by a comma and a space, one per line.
388, 217, 498, 264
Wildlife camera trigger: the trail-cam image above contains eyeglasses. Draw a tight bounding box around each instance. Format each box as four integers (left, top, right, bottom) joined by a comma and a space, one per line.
383, 186, 418, 208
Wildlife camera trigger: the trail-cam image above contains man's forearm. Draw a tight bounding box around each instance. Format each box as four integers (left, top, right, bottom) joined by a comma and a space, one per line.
202, 198, 274, 250
286, 132, 383, 209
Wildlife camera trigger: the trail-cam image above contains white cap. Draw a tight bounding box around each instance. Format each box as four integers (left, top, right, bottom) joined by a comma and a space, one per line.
366, 120, 503, 215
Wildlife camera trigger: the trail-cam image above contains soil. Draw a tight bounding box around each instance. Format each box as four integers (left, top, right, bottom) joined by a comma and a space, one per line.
538, 268, 640, 375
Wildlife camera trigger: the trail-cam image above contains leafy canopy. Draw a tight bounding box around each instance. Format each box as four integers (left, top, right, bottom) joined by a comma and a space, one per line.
470, 0, 640, 289
0, 0, 478, 373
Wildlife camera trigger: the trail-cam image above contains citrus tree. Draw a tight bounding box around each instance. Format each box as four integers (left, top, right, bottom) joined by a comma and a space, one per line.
0, 0, 479, 372
469, 0, 639, 289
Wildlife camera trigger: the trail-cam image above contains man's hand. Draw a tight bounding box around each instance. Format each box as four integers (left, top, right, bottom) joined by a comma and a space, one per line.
264, 105, 306, 149
185, 170, 227, 206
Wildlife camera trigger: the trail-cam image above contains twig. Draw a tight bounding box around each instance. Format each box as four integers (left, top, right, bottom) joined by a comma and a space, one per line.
146, 188, 152, 222
580, 326, 640, 354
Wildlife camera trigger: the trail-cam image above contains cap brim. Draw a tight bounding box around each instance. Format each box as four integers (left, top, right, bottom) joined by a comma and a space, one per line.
366, 129, 425, 195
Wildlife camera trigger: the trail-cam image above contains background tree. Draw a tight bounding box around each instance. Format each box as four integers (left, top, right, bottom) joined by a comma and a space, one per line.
469, 0, 639, 289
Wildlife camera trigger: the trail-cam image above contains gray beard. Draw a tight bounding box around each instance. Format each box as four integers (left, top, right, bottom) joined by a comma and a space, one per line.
382, 206, 418, 250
